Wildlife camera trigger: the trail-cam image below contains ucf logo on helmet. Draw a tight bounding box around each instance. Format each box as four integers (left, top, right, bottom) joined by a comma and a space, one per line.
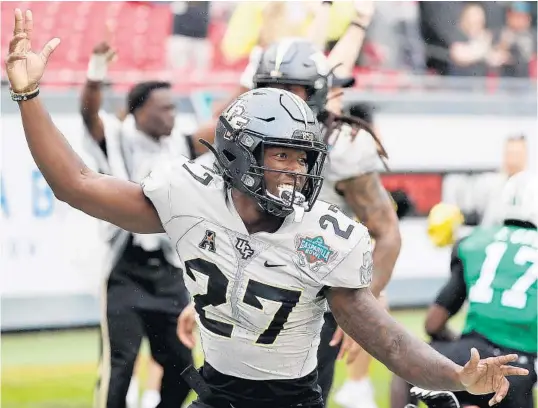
223, 101, 250, 140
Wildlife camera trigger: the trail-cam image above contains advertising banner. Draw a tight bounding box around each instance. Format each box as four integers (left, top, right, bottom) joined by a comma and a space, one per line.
1, 111, 535, 329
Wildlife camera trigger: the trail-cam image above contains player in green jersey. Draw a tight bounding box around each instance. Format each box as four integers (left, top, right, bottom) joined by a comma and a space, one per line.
392, 171, 537, 408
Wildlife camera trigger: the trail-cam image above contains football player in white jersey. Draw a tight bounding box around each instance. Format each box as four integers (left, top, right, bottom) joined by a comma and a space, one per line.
6, 9, 529, 408
192, 37, 401, 404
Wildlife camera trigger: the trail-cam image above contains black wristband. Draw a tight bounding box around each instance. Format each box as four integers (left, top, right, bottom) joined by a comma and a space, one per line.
11, 87, 40, 102
350, 21, 368, 31
322, 1, 333, 6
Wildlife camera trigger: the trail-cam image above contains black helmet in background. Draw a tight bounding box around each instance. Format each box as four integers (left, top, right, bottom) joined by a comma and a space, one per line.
253, 38, 338, 116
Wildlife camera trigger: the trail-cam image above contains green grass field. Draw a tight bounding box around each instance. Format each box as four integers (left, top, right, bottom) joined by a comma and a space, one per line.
1, 309, 465, 408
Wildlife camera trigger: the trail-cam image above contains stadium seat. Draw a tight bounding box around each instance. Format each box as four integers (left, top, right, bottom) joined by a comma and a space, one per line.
1, 1, 171, 87
3, 2, 532, 91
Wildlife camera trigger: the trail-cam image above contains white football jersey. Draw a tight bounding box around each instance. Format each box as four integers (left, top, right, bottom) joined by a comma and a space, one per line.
324, 127, 382, 182
142, 156, 373, 381
194, 151, 216, 167
319, 126, 384, 216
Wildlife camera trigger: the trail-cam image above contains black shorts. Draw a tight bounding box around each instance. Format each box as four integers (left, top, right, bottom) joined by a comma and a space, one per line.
187, 362, 324, 408
187, 399, 323, 408
431, 332, 536, 408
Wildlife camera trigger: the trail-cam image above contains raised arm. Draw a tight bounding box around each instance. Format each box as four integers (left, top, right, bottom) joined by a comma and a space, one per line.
327, 286, 528, 405
79, 23, 116, 143
327, 1, 375, 78
306, 1, 333, 50
80, 78, 106, 143
324, 2, 374, 114
6, 9, 163, 234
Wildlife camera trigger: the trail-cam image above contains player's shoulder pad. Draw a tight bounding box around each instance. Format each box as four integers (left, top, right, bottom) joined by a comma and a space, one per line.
141, 155, 223, 223
299, 200, 372, 288
326, 128, 383, 181
301, 200, 369, 250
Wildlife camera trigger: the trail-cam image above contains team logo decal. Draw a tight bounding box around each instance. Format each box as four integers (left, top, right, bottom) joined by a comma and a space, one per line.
295, 235, 337, 271
235, 238, 255, 260
199, 230, 217, 253
360, 249, 373, 286
222, 100, 250, 140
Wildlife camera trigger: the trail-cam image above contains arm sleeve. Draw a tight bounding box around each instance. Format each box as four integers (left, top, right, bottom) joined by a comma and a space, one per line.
434, 239, 468, 316
321, 227, 374, 289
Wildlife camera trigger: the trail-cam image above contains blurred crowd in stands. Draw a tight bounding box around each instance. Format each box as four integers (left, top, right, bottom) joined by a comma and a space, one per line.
1, 1, 536, 87
168, 1, 537, 78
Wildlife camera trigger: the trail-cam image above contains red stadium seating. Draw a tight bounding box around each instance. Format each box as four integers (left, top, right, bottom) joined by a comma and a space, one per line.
1, 1, 171, 85
2, 2, 534, 91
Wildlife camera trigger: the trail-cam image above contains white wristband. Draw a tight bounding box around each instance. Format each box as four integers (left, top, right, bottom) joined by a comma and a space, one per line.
86, 54, 109, 82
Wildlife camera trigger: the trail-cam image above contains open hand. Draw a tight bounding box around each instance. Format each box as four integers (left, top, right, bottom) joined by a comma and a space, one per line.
177, 303, 197, 350
5, 9, 60, 93
459, 348, 529, 406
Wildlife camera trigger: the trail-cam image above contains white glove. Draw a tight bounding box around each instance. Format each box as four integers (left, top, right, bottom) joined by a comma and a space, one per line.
87, 53, 113, 81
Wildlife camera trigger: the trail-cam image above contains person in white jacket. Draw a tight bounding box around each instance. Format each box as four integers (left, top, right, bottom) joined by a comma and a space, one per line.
79, 39, 195, 408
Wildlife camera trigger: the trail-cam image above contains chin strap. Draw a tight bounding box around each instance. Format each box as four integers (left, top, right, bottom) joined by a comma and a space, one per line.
201, 139, 308, 222
266, 185, 307, 222
292, 205, 305, 222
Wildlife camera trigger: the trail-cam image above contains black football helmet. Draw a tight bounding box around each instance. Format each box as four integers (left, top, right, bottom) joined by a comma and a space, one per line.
205, 88, 327, 218
253, 38, 334, 116
252, 38, 389, 171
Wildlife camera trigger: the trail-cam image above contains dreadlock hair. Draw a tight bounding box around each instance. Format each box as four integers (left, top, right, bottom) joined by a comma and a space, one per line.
348, 103, 375, 125
127, 81, 171, 115
318, 109, 388, 168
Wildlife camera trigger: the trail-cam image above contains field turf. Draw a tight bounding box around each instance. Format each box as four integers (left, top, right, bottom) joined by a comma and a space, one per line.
0, 308, 475, 408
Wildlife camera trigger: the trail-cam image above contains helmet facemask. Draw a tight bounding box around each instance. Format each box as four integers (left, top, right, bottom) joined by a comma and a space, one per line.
212, 116, 327, 219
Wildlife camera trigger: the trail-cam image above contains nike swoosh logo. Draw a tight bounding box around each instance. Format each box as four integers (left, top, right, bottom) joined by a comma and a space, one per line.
264, 261, 286, 268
